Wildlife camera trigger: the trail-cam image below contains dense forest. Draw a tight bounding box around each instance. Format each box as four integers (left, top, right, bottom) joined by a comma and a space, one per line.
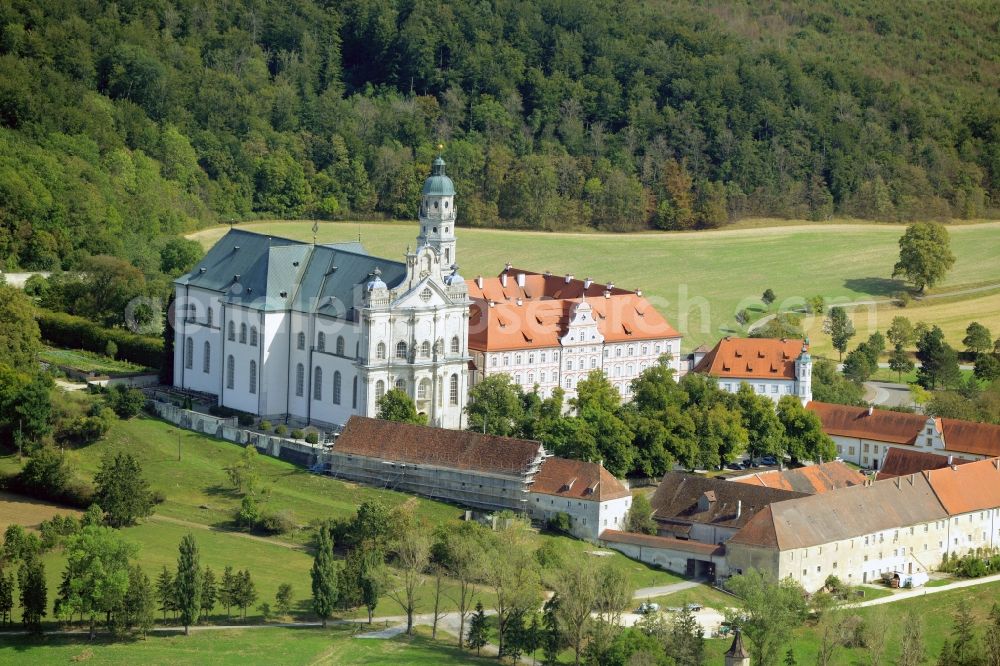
1, 0, 998, 274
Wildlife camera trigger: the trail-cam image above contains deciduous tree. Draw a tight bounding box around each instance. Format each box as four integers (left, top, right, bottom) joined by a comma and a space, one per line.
375, 388, 427, 424
893, 222, 956, 292
825, 306, 855, 361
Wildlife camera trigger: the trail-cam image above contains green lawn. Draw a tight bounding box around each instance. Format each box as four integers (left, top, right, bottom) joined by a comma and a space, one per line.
189, 220, 1000, 350
0, 625, 496, 665
641, 585, 736, 612
705, 581, 1000, 663
1, 412, 679, 626
39, 347, 153, 375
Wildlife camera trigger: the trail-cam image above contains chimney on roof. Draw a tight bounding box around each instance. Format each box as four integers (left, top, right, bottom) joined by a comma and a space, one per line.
516, 298, 523, 306
565, 274, 574, 283
488, 300, 495, 308
544, 270, 551, 277
504, 262, 512, 272
501, 273, 508, 287
867, 405, 874, 416
947, 455, 953, 465
584, 277, 593, 289
517, 273, 526, 288
476, 275, 483, 289
636, 288, 643, 296
607, 281, 615, 290
604, 289, 611, 299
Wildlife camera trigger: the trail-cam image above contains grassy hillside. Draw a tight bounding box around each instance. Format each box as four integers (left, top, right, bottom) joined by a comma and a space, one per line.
190, 220, 1000, 351
0, 412, 679, 625
706, 580, 1000, 664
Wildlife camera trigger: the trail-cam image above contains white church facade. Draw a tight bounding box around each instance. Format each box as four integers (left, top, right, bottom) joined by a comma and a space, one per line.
172, 158, 470, 429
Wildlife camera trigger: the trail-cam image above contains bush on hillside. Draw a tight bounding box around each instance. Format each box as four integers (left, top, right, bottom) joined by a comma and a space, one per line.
305, 432, 319, 445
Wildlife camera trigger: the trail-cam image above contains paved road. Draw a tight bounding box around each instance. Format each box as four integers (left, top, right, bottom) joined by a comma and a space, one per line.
863, 380, 915, 408
852, 572, 1000, 608
632, 581, 701, 599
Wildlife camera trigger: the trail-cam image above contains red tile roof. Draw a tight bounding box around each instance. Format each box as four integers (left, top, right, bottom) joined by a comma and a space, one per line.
599, 530, 726, 556
876, 448, 972, 480
807, 402, 1000, 458
466, 269, 679, 352
925, 458, 1000, 516
335, 416, 544, 476
730, 461, 866, 494
941, 419, 1000, 458
691, 337, 805, 380
807, 402, 927, 444
531, 457, 631, 501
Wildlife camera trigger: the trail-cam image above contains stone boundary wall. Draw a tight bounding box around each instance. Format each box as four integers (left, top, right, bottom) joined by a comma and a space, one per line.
149, 399, 325, 468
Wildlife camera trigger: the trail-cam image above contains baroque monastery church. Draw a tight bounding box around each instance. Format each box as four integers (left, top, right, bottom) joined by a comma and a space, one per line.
173, 157, 688, 428
173, 158, 470, 428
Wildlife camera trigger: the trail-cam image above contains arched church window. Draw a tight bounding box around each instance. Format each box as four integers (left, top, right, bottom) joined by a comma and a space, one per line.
421, 341, 431, 357
333, 371, 342, 405
377, 342, 386, 359
336, 336, 345, 356
295, 364, 304, 397
451, 336, 460, 354
228, 321, 235, 341
297, 332, 305, 350
203, 341, 211, 373
418, 378, 430, 400
375, 380, 385, 401
226, 355, 234, 389
449, 374, 459, 405
250, 326, 258, 347
249, 361, 256, 394
185, 337, 193, 370
207, 308, 213, 327
395, 341, 407, 359
239, 323, 247, 344
395, 378, 406, 391
317, 332, 325, 352
313, 367, 323, 400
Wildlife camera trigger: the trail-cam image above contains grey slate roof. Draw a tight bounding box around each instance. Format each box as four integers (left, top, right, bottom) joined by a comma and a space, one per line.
176, 229, 406, 316
729, 473, 949, 551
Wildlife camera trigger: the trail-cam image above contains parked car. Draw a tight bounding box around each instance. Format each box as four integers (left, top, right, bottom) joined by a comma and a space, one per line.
635, 602, 661, 614
761, 456, 778, 466
684, 602, 703, 611
726, 462, 743, 471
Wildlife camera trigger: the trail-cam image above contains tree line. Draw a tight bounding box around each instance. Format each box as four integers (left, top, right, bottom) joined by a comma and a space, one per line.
2, 0, 998, 276
386, 363, 834, 478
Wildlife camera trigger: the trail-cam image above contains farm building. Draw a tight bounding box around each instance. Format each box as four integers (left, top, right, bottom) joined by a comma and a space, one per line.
728, 461, 866, 494
527, 457, 632, 540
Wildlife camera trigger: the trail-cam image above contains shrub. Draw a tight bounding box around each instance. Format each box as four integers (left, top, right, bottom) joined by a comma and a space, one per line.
260, 420, 272, 432
237, 413, 254, 427
274, 424, 288, 436
546, 512, 572, 535
291, 429, 304, 440
106, 384, 146, 418
35, 309, 162, 369
895, 291, 912, 308
151, 489, 167, 505
257, 510, 296, 535
305, 432, 319, 444
105, 340, 118, 359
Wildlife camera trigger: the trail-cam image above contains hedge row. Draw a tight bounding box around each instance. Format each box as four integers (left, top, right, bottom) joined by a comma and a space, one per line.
35, 309, 163, 370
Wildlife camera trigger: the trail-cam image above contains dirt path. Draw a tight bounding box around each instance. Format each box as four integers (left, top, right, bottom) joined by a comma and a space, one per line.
850, 572, 1000, 608
147, 514, 306, 552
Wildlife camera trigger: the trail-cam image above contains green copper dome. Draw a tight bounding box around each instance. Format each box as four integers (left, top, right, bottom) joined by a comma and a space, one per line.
421, 157, 455, 196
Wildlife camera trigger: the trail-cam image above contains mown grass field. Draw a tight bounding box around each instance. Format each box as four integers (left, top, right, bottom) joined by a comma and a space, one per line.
0, 625, 492, 665
189, 220, 1000, 351
0, 490, 83, 534
0, 413, 681, 626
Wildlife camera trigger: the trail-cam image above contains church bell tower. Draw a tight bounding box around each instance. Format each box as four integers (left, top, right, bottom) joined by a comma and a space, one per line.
416, 156, 457, 271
